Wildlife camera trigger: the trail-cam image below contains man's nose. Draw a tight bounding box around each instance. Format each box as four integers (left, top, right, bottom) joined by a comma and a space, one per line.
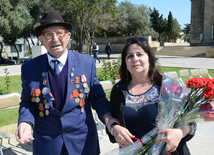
52, 33, 59, 42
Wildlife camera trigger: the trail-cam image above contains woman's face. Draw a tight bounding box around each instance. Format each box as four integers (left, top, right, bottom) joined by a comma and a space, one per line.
125, 43, 150, 77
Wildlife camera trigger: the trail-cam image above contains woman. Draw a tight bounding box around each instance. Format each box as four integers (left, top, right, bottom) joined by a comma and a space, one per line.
106, 38, 195, 154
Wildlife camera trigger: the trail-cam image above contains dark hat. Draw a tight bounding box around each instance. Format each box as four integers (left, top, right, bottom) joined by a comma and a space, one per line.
34, 11, 72, 37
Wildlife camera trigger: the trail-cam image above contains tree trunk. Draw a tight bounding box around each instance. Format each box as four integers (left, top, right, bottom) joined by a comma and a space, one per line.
30, 35, 35, 46
25, 38, 32, 55
13, 43, 19, 64
0, 41, 3, 62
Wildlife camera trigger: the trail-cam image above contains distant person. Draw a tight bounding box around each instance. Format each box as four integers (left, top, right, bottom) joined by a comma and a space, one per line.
105, 42, 112, 59
91, 42, 101, 63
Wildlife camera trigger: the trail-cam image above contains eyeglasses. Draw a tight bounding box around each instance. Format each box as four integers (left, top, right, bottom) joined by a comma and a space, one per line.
125, 37, 148, 43
42, 30, 68, 40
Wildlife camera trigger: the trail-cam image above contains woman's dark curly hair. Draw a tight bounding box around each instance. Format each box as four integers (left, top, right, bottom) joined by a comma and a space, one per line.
119, 38, 162, 84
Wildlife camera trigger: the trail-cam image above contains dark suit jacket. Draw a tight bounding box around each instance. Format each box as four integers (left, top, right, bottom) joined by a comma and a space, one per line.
18, 50, 109, 155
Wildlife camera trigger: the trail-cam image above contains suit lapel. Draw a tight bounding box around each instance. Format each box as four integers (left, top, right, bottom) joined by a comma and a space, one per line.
62, 50, 77, 113
39, 54, 59, 114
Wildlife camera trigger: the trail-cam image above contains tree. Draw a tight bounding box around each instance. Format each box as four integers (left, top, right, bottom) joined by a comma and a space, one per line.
41, 0, 117, 53
0, 0, 39, 63
113, 1, 157, 37
167, 11, 174, 41
182, 23, 190, 42
149, 7, 166, 42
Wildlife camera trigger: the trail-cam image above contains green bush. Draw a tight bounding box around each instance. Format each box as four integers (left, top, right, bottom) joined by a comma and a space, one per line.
97, 58, 121, 84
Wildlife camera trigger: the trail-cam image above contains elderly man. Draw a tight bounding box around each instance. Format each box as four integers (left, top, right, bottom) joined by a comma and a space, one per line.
16, 11, 117, 155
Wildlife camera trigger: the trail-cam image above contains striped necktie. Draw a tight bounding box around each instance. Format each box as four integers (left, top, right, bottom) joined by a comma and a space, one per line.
52, 60, 60, 75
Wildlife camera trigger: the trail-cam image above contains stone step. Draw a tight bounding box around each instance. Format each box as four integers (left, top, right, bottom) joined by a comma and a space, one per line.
156, 46, 210, 57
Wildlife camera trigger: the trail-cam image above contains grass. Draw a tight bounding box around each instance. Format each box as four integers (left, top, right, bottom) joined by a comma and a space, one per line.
0, 108, 19, 128
0, 75, 22, 93
0, 67, 214, 128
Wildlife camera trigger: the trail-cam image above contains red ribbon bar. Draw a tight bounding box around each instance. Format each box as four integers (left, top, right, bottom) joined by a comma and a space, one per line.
132, 137, 145, 146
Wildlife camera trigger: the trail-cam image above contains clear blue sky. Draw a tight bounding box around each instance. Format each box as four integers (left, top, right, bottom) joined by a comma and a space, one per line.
117, 0, 191, 29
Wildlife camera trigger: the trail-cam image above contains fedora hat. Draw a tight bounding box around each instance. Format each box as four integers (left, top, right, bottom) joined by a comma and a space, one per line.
34, 11, 72, 37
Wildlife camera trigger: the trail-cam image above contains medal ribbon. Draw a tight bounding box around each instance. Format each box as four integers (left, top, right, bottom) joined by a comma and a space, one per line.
79, 99, 85, 107
81, 75, 87, 82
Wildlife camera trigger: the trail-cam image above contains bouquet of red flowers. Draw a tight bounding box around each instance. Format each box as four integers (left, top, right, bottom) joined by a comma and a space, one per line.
107, 75, 214, 155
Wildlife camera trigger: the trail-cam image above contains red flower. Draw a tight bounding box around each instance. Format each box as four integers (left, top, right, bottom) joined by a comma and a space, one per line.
175, 87, 182, 95
203, 80, 214, 99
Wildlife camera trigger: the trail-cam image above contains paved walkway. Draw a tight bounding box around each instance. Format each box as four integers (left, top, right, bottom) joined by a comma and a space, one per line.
1, 53, 214, 76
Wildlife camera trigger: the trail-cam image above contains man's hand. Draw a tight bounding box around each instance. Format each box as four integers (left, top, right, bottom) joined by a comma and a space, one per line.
16, 122, 34, 144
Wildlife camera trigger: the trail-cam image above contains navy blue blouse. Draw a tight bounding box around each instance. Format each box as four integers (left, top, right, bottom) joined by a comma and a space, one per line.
123, 84, 160, 139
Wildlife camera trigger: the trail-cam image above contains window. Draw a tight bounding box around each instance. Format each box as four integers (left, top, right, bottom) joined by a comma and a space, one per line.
10, 44, 23, 53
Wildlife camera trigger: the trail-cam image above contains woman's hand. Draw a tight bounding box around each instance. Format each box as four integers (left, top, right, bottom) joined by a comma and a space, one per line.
155, 125, 190, 152
155, 128, 183, 152
112, 125, 135, 147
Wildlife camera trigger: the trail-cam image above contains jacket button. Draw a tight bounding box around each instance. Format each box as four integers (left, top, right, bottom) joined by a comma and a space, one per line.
62, 131, 66, 135
60, 114, 64, 118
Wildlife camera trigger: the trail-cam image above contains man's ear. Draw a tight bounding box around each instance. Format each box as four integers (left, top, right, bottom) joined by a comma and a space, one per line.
38, 36, 43, 44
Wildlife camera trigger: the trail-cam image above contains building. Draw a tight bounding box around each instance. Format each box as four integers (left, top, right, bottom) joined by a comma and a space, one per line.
0, 36, 25, 60
190, 0, 214, 46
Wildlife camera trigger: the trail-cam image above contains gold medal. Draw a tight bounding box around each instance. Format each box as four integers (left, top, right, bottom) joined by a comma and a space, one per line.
31, 97, 35, 102
75, 97, 80, 103
39, 111, 44, 117
83, 83, 88, 88
44, 99, 47, 104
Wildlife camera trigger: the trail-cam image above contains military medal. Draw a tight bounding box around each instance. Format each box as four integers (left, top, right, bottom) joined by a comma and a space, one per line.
81, 107, 84, 113
70, 72, 74, 78
72, 90, 79, 98
81, 75, 87, 88
85, 87, 90, 94
79, 99, 85, 113
43, 80, 48, 86
70, 68, 74, 77
75, 77, 80, 83
79, 93, 84, 99
76, 83, 80, 88
42, 87, 49, 96
70, 79, 74, 84
45, 110, 49, 115
83, 83, 88, 88
79, 89, 83, 93
45, 104, 49, 109
75, 97, 80, 103
46, 92, 55, 102
39, 111, 44, 117
31, 89, 36, 102
39, 103, 44, 117
44, 99, 47, 104
42, 72, 46, 77
35, 89, 41, 103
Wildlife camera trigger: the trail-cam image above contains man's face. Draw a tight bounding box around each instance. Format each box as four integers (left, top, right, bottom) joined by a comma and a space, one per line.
39, 26, 71, 58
